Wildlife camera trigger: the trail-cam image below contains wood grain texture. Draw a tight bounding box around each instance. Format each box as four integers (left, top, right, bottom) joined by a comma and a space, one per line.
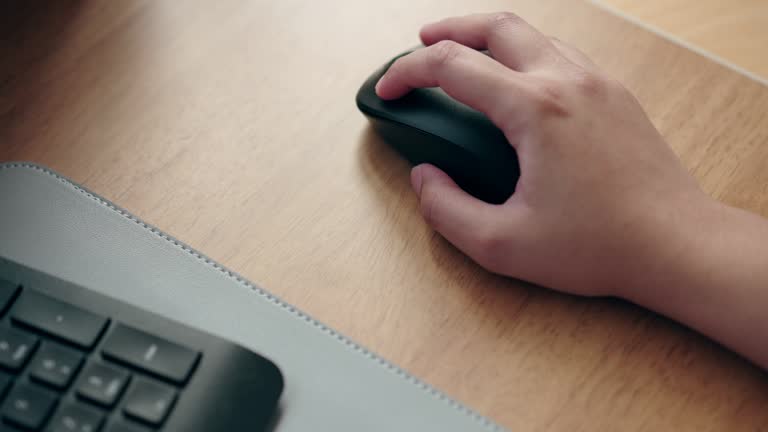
599, 0, 768, 78
2, 1, 768, 431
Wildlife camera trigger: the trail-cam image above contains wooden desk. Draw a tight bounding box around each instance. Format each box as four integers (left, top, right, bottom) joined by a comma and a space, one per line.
2, 1, 768, 430
600, 0, 768, 79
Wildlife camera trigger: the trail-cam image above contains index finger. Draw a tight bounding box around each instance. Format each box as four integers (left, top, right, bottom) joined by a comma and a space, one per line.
419, 12, 559, 72
375, 41, 529, 126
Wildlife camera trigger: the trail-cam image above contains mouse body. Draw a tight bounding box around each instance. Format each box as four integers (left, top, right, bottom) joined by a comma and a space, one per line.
356, 50, 520, 204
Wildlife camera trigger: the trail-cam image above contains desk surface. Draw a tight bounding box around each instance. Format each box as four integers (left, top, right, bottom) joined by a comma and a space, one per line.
601, 0, 768, 79
2, 1, 768, 431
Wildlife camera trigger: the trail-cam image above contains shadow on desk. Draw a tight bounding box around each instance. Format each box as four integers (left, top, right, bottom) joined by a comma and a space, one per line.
0, 0, 147, 162
1, 0, 85, 123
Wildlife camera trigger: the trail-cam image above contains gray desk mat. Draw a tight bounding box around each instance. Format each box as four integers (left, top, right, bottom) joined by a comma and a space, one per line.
0, 162, 505, 431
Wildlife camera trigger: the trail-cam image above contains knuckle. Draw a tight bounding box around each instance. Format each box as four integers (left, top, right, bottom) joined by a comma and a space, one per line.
489, 12, 523, 31
570, 70, 607, 96
428, 40, 463, 69
489, 86, 529, 136
528, 79, 569, 117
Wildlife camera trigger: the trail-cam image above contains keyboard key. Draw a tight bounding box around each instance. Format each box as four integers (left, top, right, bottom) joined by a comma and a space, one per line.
0, 327, 38, 371
0, 372, 12, 398
101, 324, 199, 384
48, 401, 105, 432
123, 379, 177, 426
0, 280, 19, 314
103, 420, 151, 432
0, 383, 57, 430
76, 362, 130, 408
10, 291, 108, 349
29, 342, 84, 389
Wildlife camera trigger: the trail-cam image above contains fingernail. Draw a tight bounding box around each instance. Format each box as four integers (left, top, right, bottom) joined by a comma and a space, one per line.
411, 166, 424, 198
374, 79, 382, 96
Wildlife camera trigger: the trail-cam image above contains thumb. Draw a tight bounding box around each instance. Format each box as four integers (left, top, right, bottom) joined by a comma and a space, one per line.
411, 164, 511, 269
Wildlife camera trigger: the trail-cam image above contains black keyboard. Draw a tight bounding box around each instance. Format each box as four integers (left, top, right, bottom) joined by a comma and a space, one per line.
0, 258, 283, 431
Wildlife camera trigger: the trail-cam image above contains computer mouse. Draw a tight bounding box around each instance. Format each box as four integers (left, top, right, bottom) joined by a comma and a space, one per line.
356, 49, 520, 204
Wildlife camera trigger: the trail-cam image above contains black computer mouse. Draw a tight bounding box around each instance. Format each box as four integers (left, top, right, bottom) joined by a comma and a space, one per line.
356, 49, 520, 204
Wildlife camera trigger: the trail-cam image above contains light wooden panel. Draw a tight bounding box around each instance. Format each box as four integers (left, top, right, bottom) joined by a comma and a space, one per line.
599, 0, 768, 78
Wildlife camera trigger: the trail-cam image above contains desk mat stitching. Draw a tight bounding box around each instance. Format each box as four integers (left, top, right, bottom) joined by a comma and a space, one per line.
0, 162, 504, 432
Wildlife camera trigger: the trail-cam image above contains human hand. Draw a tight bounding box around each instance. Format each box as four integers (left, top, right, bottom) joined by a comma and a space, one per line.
375, 12, 714, 297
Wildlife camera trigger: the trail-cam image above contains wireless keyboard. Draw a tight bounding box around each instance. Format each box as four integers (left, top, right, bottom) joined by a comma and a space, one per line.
0, 257, 284, 432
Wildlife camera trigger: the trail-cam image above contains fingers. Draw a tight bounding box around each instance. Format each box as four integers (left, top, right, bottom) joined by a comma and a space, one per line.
411, 164, 522, 272
376, 41, 527, 126
420, 12, 559, 72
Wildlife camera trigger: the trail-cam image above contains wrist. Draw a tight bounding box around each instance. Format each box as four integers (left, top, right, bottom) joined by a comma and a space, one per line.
615, 191, 725, 306
616, 195, 768, 367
